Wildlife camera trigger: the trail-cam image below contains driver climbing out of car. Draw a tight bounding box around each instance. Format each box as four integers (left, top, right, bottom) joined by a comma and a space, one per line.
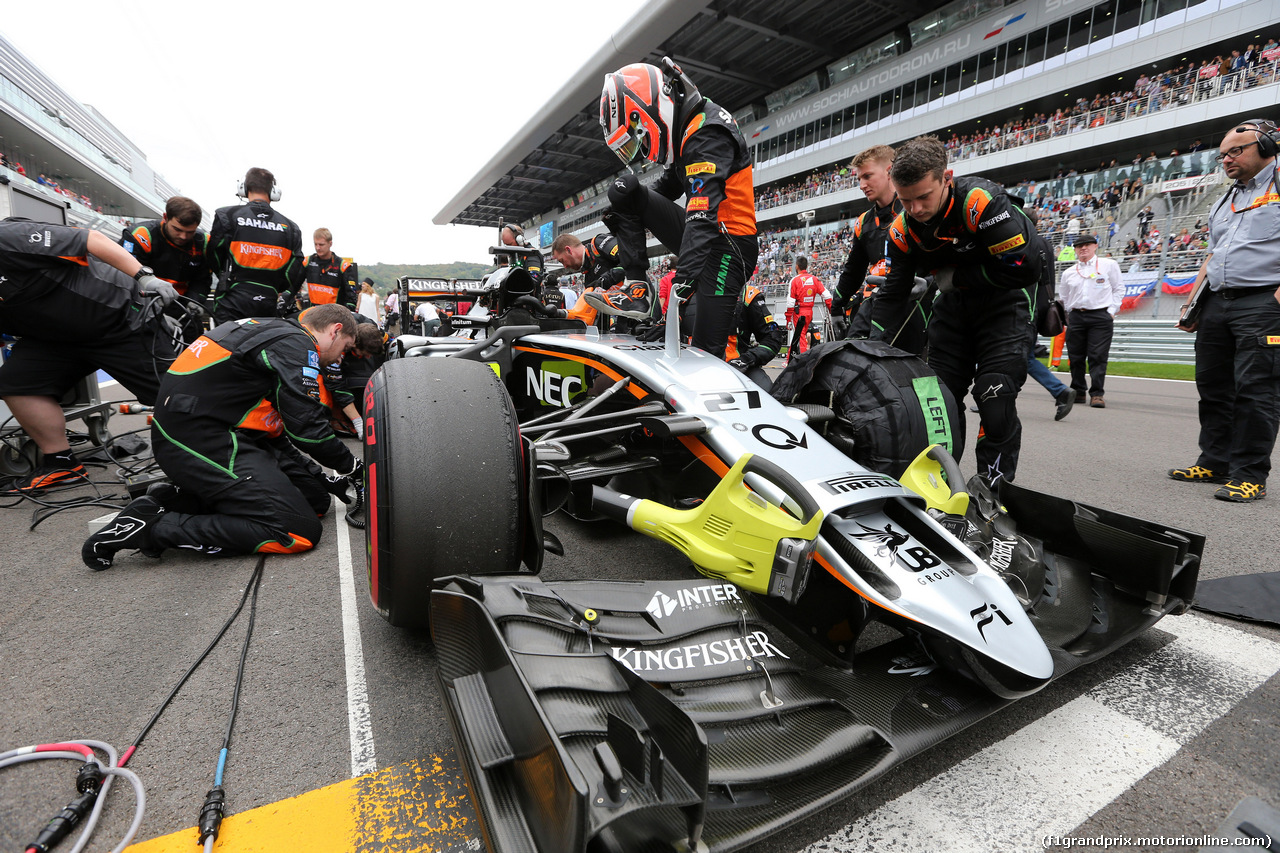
870, 135, 1048, 484
594, 58, 758, 358
550, 232, 627, 327
82, 304, 362, 569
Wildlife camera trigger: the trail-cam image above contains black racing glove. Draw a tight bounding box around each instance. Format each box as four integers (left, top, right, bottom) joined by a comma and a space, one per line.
637, 322, 666, 343
322, 472, 355, 504
727, 357, 752, 373
670, 278, 694, 307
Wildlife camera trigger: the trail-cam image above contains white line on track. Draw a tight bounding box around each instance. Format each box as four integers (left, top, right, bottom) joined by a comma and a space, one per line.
800, 615, 1280, 852
335, 500, 377, 776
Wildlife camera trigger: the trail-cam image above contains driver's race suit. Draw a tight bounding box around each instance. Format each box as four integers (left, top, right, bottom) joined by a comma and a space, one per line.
831, 198, 929, 353
148, 317, 357, 556
302, 252, 358, 309
565, 234, 627, 326
606, 98, 757, 357
208, 200, 304, 325
870, 175, 1047, 483
785, 270, 830, 356
121, 219, 212, 343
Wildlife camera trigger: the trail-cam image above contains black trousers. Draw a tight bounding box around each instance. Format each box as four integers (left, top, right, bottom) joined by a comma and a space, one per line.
1066, 308, 1115, 398
152, 431, 329, 555
927, 286, 1034, 483
213, 281, 282, 325
607, 179, 756, 359
1193, 287, 1280, 484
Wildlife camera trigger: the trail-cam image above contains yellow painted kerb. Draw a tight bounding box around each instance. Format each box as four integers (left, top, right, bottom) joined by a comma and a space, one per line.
126, 756, 478, 852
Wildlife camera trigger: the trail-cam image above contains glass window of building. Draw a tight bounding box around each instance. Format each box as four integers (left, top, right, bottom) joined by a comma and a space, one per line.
976, 47, 999, 83
943, 61, 962, 95
1024, 26, 1048, 65
1090, 1, 1118, 42
1066, 10, 1093, 51
1046, 17, 1070, 57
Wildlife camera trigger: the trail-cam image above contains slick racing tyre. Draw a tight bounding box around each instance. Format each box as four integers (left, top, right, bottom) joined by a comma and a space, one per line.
365, 357, 523, 629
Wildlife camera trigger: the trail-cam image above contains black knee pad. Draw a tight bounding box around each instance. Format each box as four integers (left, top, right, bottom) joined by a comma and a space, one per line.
974, 372, 1019, 435
607, 172, 641, 208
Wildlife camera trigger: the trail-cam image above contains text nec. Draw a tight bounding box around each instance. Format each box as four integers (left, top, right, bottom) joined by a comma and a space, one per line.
526, 367, 582, 408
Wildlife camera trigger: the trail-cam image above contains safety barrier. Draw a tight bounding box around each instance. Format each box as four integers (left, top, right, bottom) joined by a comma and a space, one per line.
1068, 318, 1195, 365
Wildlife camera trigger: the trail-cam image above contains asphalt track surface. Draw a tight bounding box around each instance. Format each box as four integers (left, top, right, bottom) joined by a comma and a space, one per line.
1, 370, 1278, 853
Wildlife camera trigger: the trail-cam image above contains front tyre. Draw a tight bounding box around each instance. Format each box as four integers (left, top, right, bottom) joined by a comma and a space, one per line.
365, 357, 523, 629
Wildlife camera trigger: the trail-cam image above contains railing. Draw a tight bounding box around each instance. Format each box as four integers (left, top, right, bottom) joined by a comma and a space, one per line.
1106, 319, 1195, 365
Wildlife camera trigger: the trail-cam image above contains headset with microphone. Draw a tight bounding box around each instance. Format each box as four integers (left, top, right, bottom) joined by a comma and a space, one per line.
1236, 118, 1280, 158
236, 175, 282, 201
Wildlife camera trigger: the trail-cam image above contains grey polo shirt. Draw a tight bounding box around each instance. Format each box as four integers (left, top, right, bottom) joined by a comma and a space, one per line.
1206, 159, 1280, 290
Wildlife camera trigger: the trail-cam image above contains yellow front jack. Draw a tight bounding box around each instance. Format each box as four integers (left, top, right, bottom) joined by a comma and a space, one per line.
592, 454, 824, 603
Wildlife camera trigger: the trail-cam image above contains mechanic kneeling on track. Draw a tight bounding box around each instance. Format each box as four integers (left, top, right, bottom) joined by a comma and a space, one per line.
82, 303, 361, 569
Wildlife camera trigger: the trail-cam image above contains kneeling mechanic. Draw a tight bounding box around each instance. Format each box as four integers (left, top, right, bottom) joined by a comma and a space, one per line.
83, 303, 361, 568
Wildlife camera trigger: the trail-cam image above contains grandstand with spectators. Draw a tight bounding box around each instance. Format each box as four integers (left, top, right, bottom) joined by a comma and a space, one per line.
0, 33, 196, 233
438, 0, 1279, 332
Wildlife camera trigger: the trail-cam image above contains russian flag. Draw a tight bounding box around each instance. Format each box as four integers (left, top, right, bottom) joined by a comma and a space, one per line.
1162, 274, 1197, 295
751, 124, 771, 139
985, 13, 1026, 39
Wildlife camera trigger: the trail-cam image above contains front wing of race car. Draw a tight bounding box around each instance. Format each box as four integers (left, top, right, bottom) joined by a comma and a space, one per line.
431, 483, 1201, 853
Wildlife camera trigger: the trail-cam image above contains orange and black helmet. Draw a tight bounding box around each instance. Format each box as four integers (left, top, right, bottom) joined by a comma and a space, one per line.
600, 63, 677, 167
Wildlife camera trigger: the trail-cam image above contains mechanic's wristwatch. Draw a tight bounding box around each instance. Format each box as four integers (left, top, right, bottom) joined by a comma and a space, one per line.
133, 266, 154, 282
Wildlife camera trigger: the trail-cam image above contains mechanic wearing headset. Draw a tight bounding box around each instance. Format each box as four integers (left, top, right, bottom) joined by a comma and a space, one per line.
594, 59, 757, 357
120, 195, 211, 344
0, 219, 179, 493
500, 223, 544, 284
207, 167, 305, 325
830, 145, 931, 355
82, 303, 361, 569
550, 232, 627, 327
871, 135, 1048, 485
1171, 118, 1280, 503
302, 227, 358, 311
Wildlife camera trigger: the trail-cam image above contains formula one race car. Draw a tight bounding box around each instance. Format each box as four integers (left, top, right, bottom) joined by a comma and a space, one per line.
362, 264, 1202, 853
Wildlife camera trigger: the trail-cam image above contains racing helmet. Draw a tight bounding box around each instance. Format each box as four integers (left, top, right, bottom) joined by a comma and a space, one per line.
600, 63, 677, 167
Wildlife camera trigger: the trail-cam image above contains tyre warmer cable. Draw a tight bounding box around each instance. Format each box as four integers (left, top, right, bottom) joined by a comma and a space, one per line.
1, 740, 146, 853
4, 557, 266, 853
199, 557, 266, 852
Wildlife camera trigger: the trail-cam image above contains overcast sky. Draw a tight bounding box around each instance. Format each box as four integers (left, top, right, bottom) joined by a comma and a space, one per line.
2, 0, 648, 265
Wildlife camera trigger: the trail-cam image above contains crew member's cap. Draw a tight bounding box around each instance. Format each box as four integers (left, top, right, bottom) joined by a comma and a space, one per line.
1074, 233, 1098, 246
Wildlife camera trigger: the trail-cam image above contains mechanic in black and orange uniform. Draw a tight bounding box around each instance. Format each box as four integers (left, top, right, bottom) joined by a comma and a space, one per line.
500, 224, 544, 284
550, 232, 627, 327
207, 167, 304, 325
724, 282, 786, 389
1, 219, 179, 493
322, 315, 386, 437
870, 136, 1048, 484
80, 304, 360, 569
594, 59, 757, 357
302, 227, 357, 310
120, 196, 212, 343
829, 145, 929, 352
